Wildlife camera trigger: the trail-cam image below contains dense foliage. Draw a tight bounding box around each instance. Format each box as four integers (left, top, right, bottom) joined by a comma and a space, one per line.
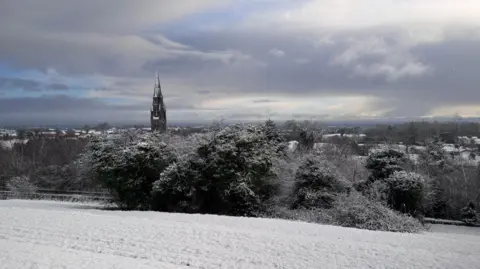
461, 202, 478, 226
365, 149, 409, 182
291, 154, 351, 209
385, 171, 427, 215
417, 138, 480, 220
152, 124, 283, 216
78, 134, 176, 209
0, 138, 89, 190
329, 192, 423, 232
6, 175, 37, 194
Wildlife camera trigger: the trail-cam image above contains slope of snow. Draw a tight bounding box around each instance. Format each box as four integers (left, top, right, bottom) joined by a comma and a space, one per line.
1, 200, 479, 269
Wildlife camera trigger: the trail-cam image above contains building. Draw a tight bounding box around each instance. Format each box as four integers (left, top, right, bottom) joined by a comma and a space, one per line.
150, 73, 167, 132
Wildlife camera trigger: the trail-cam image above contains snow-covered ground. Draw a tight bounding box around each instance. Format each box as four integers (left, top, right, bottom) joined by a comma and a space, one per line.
1, 200, 479, 269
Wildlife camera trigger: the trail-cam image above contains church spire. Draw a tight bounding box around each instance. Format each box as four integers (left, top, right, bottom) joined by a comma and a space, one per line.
153, 71, 162, 98
150, 71, 167, 132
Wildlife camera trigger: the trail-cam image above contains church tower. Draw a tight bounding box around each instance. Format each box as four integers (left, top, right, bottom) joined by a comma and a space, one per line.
150, 73, 167, 132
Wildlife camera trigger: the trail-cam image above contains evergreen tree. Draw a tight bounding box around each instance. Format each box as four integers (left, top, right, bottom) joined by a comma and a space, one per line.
461, 202, 478, 226
264, 119, 281, 143
299, 129, 314, 151
365, 149, 408, 183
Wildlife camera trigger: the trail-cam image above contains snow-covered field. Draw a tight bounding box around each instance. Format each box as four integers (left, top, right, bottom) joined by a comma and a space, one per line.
1, 200, 479, 269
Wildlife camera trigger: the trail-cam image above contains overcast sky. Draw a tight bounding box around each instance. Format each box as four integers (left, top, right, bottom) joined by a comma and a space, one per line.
1, 0, 480, 125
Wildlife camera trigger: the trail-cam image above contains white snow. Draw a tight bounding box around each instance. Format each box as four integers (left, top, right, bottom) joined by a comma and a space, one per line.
322, 133, 366, 139
1, 200, 480, 269
313, 142, 333, 150
0, 139, 28, 150
287, 140, 299, 152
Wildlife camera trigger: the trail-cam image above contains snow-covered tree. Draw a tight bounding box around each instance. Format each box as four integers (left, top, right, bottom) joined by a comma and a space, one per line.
419, 136, 452, 175
461, 202, 478, 226
385, 171, 427, 215
78, 133, 176, 209
291, 154, 351, 209
365, 149, 409, 182
152, 124, 282, 216
298, 130, 315, 152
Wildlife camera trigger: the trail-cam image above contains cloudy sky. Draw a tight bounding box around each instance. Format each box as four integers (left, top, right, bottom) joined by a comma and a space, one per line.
1, 0, 480, 125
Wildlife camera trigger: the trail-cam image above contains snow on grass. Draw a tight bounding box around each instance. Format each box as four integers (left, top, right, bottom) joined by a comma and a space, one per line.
1, 200, 479, 269
428, 224, 480, 237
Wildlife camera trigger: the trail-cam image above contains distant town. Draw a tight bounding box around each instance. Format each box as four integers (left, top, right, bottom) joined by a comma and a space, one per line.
0, 123, 196, 144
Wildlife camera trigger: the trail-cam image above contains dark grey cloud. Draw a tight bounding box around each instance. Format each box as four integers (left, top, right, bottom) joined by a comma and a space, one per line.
197, 90, 211, 95
226, 112, 271, 120
160, 27, 480, 117
47, 83, 69, 91
1, 0, 480, 124
0, 95, 114, 114
0, 77, 41, 92
0, 78, 71, 92
0, 93, 227, 126
291, 113, 330, 119
0, 0, 230, 78
2, 0, 227, 32
0, 95, 129, 125
143, 56, 226, 76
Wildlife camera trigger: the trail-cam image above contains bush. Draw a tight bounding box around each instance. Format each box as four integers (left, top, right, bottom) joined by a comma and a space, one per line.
31, 164, 98, 191
152, 155, 207, 213
270, 153, 300, 205
291, 154, 351, 209
7, 176, 37, 194
155, 132, 205, 157
152, 124, 282, 216
78, 134, 176, 209
384, 171, 427, 215
263, 192, 424, 233
461, 202, 478, 226
365, 149, 408, 182
362, 180, 390, 204
329, 192, 424, 233
261, 205, 334, 224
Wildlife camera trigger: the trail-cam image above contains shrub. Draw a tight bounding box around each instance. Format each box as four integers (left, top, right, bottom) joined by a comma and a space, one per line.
461, 202, 478, 226
263, 192, 424, 233
31, 164, 97, 191
260, 205, 334, 224
329, 192, 424, 233
291, 154, 351, 209
155, 132, 206, 157
270, 153, 300, 205
385, 171, 426, 215
152, 124, 282, 216
362, 180, 390, 204
78, 134, 176, 209
7, 175, 37, 194
365, 149, 408, 182
152, 155, 209, 213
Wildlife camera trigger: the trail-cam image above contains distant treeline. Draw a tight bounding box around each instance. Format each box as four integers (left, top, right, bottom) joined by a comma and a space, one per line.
363, 121, 480, 145
0, 137, 95, 191
271, 120, 480, 145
